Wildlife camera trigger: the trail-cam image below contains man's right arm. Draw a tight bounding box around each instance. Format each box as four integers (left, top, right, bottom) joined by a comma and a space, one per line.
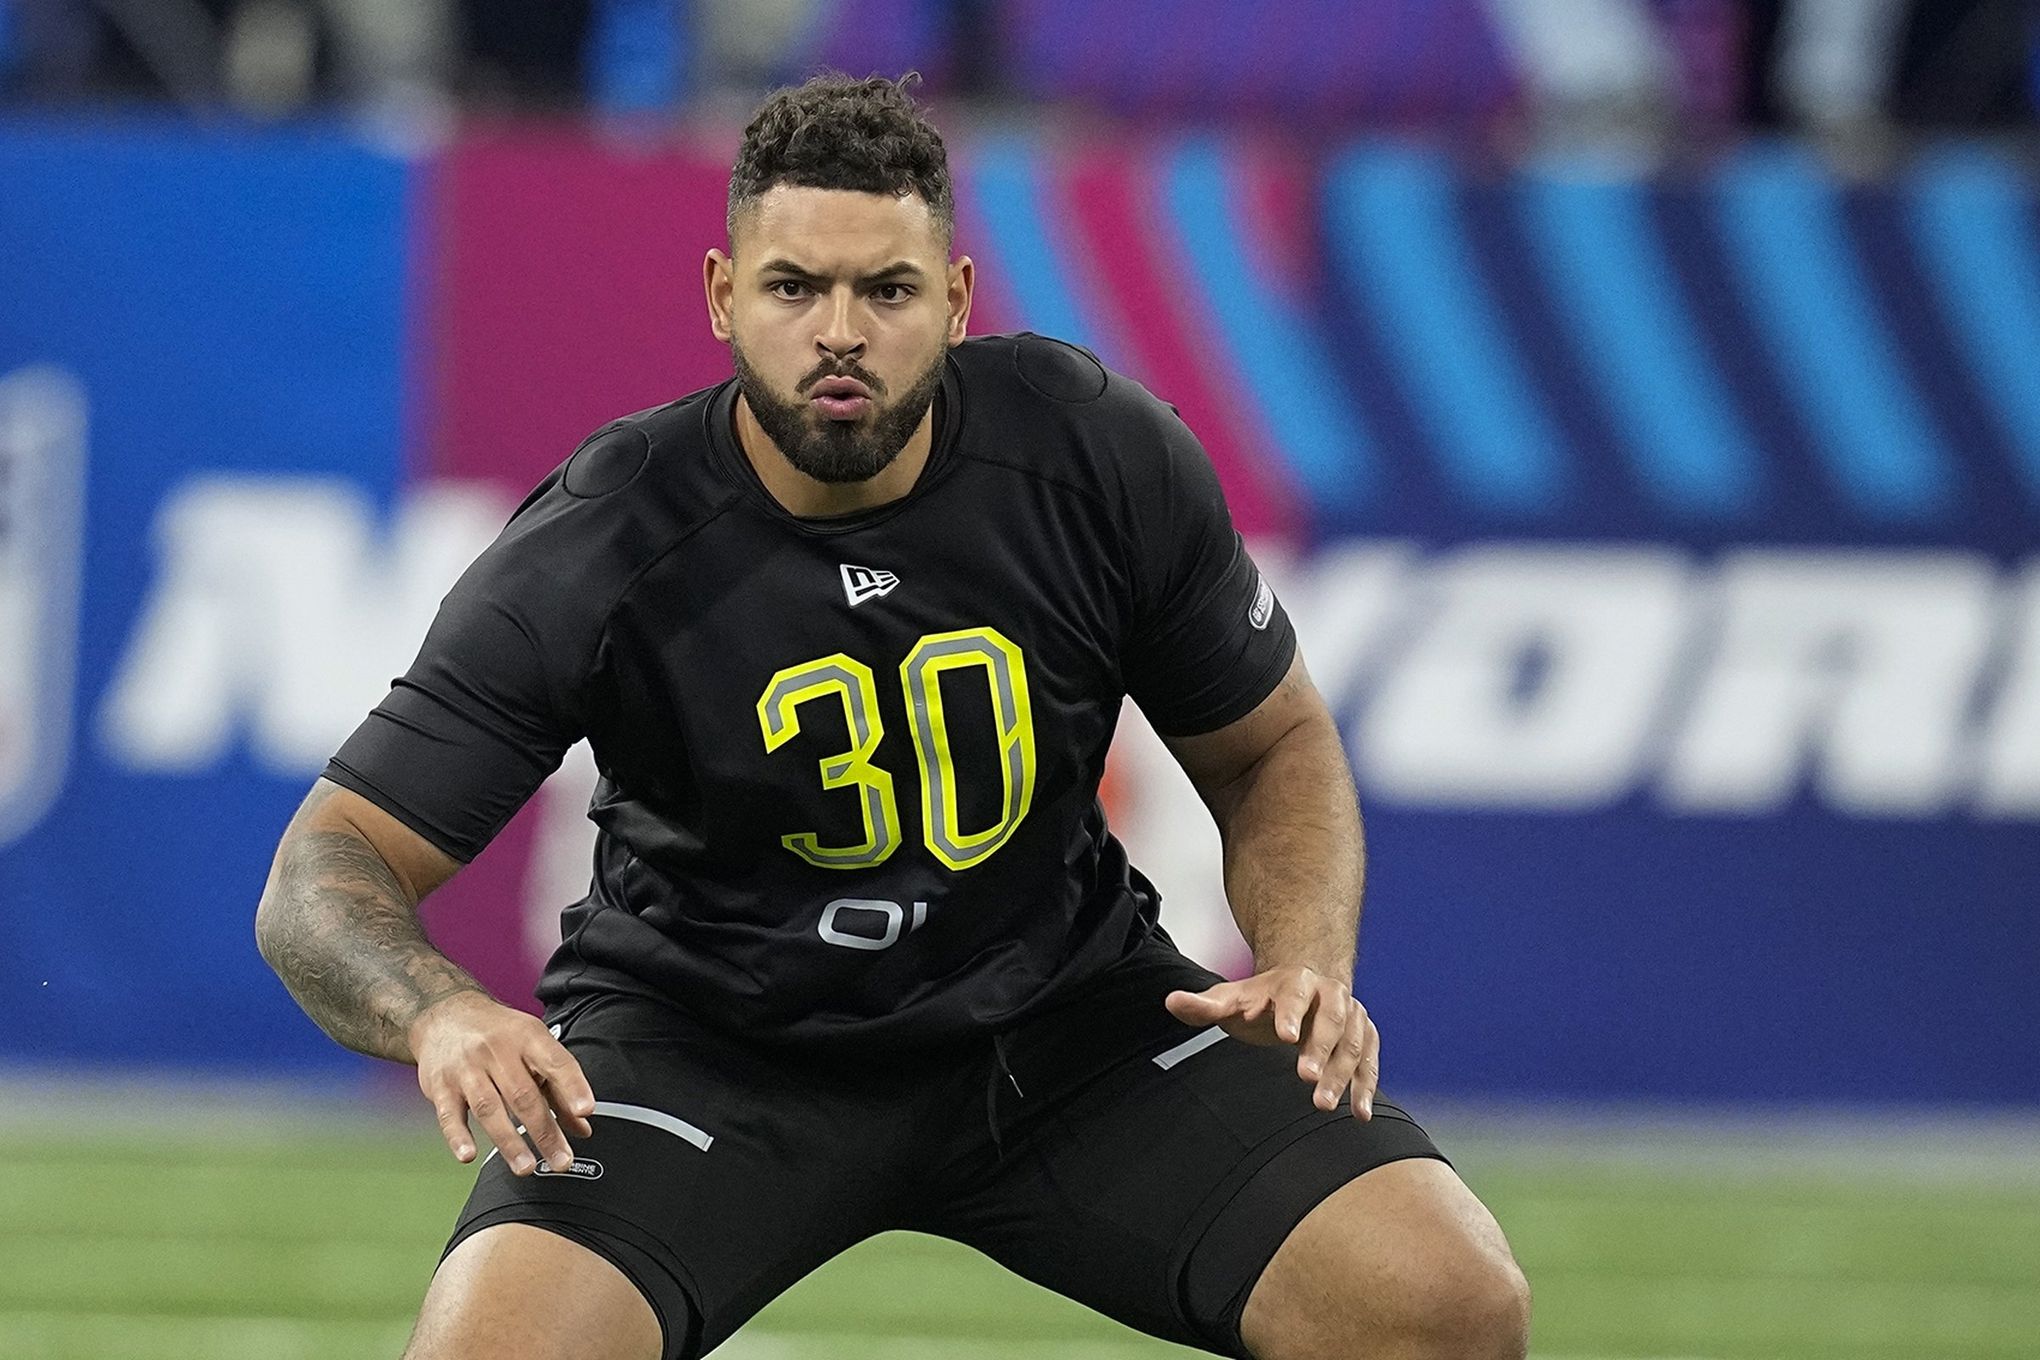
255, 778, 593, 1174
255, 779, 473, 1061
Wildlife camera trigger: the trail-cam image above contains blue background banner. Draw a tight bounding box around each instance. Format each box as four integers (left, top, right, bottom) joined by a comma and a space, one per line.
0, 120, 416, 1073
2, 120, 2033, 1105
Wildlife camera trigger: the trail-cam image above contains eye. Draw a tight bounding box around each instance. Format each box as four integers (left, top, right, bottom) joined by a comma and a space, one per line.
767, 279, 811, 300
872, 283, 913, 304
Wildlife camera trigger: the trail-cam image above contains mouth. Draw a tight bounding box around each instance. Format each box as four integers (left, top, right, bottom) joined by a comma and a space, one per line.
808, 375, 874, 421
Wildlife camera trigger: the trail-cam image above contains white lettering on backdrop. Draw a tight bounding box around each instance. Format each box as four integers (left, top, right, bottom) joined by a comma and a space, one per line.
96, 480, 2040, 975
98, 478, 510, 771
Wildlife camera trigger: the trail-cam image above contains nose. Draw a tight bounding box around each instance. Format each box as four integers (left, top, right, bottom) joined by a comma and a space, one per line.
815, 288, 865, 363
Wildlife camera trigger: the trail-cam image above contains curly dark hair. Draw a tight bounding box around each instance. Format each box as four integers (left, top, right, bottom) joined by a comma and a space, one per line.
727, 73, 955, 250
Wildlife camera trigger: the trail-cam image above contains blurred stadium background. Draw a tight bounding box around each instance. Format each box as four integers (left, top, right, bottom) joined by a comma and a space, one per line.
4, 1, 2039, 1357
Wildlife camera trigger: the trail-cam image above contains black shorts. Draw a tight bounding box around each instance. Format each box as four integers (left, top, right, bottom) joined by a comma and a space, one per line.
443, 935, 1446, 1359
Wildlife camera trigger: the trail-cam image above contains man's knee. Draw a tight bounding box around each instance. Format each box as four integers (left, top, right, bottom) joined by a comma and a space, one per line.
1240, 1160, 1530, 1360
1257, 1242, 1528, 1360
404, 1222, 665, 1360
1388, 1245, 1531, 1360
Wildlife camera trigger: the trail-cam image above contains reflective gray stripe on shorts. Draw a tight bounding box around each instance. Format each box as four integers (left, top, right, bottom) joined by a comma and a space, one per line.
1152, 1027, 1228, 1070
482, 1101, 715, 1165
593, 1100, 714, 1152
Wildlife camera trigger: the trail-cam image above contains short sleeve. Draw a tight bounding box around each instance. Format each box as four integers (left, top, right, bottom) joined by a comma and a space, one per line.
1120, 405, 1296, 737
323, 525, 586, 863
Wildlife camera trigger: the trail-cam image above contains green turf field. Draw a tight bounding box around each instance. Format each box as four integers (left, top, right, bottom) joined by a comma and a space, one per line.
5, 1108, 2037, 1360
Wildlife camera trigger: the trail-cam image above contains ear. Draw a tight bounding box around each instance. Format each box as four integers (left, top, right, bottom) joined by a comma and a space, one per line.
946, 255, 974, 346
704, 249, 736, 344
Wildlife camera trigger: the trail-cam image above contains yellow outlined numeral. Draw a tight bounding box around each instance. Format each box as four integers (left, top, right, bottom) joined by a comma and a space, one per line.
901, 627, 1037, 872
760, 630, 1037, 873
756, 654, 901, 869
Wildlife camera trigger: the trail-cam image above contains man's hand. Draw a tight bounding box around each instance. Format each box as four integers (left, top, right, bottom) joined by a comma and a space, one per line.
1165, 966, 1379, 1119
408, 991, 597, 1174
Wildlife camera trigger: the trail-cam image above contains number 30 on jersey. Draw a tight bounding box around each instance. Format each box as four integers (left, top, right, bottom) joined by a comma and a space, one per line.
756, 626, 1036, 872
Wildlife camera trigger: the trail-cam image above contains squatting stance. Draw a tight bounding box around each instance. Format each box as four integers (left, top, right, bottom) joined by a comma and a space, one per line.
256, 75, 1529, 1360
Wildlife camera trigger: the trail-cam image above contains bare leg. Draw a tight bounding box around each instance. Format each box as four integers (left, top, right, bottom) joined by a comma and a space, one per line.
403, 1222, 665, 1360
1239, 1158, 1530, 1360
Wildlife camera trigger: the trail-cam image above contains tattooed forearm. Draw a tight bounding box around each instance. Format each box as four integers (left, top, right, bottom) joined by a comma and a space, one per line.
255, 825, 481, 1063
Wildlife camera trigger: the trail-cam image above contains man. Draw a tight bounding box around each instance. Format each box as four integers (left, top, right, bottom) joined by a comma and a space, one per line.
255, 74, 1529, 1360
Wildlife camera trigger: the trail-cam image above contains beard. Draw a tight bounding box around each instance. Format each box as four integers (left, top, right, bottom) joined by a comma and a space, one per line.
732, 339, 948, 485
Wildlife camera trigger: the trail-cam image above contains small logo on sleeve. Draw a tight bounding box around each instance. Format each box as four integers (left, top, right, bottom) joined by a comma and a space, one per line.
1249, 576, 1275, 630
840, 564, 900, 606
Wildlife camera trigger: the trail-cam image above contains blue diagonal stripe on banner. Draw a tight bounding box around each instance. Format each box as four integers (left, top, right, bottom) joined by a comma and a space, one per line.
962, 135, 1099, 355
1520, 163, 1760, 516
1716, 144, 1952, 520
1163, 139, 1375, 509
1909, 148, 2040, 507
1327, 144, 1566, 514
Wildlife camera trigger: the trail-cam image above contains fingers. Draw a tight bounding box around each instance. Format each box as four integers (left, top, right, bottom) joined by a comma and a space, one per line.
460, 1071, 537, 1173
1313, 999, 1380, 1119
1295, 983, 1348, 1086
425, 1080, 476, 1162
1271, 968, 1318, 1046
1163, 986, 1228, 1024
416, 1007, 599, 1174
1164, 983, 1258, 1025
1167, 982, 1280, 1041
534, 1040, 598, 1140
495, 1058, 577, 1174
1352, 1012, 1381, 1119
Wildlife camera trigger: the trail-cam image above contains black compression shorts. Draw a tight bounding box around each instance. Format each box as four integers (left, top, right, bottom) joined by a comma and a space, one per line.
441, 935, 1446, 1358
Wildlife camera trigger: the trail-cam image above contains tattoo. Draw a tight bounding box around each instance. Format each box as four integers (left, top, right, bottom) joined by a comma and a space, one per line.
256, 794, 480, 1062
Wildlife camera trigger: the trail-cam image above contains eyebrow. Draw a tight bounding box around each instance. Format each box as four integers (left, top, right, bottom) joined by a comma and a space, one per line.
756, 258, 929, 286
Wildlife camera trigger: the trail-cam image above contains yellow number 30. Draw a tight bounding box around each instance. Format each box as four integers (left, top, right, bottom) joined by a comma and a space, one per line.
756, 626, 1037, 872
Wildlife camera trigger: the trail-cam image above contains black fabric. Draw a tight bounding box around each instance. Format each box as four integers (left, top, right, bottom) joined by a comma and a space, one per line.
439, 936, 1445, 1359
935, 937, 1447, 1355
1014, 333, 1110, 402
563, 423, 652, 499
325, 332, 1296, 1049
1116, 397, 1293, 737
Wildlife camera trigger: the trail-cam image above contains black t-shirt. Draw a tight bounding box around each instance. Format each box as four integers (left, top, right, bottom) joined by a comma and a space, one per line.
325, 333, 1295, 1049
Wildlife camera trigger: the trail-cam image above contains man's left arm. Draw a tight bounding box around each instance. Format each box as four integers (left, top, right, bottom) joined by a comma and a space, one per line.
1160, 650, 1380, 1119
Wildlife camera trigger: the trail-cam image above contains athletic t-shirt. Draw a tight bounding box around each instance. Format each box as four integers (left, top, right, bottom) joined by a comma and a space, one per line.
324, 333, 1295, 1049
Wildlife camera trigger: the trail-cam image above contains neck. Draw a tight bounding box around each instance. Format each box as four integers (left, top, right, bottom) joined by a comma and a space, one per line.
733, 393, 938, 519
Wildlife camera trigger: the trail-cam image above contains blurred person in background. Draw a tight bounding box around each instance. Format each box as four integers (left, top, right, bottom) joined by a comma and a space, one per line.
223, 0, 456, 114
7, 1, 2035, 134
458, 0, 589, 108
1744, 0, 2036, 138
1745, 0, 1913, 137
3, 0, 456, 111
694, 0, 822, 95
689, 0, 1000, 104
1889, 0, 2035, 128
0, 0, 616, 112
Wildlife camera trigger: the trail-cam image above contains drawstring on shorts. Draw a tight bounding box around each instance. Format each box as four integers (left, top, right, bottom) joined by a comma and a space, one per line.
986, 1030, 1026, 1157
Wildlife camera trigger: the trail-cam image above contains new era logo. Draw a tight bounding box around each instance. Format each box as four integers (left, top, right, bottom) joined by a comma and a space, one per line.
840, 564, 899, 606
